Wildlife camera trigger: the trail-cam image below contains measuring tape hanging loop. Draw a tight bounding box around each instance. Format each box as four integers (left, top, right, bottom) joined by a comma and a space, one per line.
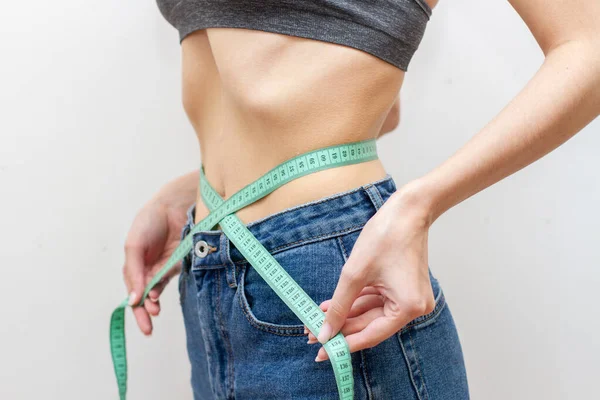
110, 139, 379, 400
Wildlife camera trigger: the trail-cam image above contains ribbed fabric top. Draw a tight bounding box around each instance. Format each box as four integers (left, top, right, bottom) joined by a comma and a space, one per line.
156, 0, 432, 71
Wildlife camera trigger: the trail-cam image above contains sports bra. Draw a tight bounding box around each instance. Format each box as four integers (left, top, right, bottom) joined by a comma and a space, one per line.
155, 0, 433, 71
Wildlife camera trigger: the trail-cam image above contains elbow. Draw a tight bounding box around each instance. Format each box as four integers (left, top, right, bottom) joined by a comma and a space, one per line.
548, 37, 600, 116
584, 38, 600, 117
582, 40, 600, 118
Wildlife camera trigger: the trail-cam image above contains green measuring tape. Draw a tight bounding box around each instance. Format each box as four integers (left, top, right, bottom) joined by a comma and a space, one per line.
110, 139, 378, 399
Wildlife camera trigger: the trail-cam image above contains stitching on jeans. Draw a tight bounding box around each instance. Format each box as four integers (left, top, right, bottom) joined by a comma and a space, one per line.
216, 269, 236, 399
191, 263, 227, 271
220, 233, 228, 265
338, 235, 374, 399
338, 238, 374, 400
228, 237, 238, 289
239, 175, 394, 229
232, 224, 366, 264
223, 235, 237, 289
236, 267, 305, 336
398, 334, 423, 400
215, 271, 227, 396
216, 269, 233, 393
360, 350, 374, 400
363, 184, 378, 210
215, 269, 224, 388
189, 270, 220, 397
372, 186, 385, 209
364, 185, 384, 211
269, 225, 364, 251
407, 329, 429, 400
336, 236, 349, 261
182, 176, 394, 237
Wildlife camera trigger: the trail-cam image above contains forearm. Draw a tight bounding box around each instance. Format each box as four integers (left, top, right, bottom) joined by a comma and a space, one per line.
405, 40, 600, 225
151, 170, 199, 210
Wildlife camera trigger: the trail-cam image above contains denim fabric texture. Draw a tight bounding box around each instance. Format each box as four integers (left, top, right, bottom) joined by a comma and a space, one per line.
178, 175, 470, 399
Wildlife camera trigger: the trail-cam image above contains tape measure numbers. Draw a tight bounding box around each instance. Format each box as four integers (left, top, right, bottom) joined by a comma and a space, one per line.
110, 139, 379, 400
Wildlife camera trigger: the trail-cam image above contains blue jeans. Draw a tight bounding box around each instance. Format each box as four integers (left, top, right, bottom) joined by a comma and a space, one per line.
178, 175, 470, 399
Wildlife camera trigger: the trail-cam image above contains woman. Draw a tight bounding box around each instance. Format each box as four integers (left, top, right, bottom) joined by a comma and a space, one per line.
120, 0, 600, 398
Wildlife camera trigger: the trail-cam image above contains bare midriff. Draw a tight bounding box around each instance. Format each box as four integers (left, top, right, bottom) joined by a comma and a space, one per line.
184, 28, 404, 225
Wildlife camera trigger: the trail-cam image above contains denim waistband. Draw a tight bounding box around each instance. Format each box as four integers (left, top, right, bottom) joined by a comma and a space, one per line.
181, 174, 396, 268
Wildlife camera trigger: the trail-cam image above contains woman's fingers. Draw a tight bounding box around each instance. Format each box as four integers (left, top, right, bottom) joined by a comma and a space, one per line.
320, 293, 384, 318
144, 297, 161, 316
317, 256, 371, 344
357, 286, 381, 297
133, 304, 153, 335
340, 308, 383, 336
147, 275, 170, 302
315, 313, 410, 362
147, 265, 181, 301
124, 244, 147, 307
308, 306, 383, 344
308, 295, 385, 342
123, 243, 161, 334
305, 289, 384, 340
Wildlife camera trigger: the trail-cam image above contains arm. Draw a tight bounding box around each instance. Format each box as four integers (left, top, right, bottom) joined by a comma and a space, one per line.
414, 0, 600, 225
123, 170, 198, 335
150, 170, 199, 211
312, 0, 600, 358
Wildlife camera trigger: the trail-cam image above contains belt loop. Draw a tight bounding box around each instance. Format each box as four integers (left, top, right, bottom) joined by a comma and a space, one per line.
363, 183, 385, 211
221, 233, 237, 289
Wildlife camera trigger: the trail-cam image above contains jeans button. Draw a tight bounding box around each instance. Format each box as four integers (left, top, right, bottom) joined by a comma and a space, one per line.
194, 240, 210, 258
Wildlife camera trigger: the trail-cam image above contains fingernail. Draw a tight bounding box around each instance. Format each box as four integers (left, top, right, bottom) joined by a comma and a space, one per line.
304, 327, 308, 335
315, 353, 326, 362
317, 322, 332, 344
128, 292, 137, 306
307, 337, 317, 345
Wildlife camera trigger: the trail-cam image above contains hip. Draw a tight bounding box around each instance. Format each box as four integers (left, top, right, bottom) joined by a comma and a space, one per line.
179, 175, 469, 399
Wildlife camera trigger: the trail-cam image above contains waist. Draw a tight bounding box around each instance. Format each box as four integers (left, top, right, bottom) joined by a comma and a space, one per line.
195, 140, 387, 225
186, 174, 397, 267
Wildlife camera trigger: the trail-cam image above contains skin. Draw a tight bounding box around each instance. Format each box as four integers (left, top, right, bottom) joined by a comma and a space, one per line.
123, 0, 600, 368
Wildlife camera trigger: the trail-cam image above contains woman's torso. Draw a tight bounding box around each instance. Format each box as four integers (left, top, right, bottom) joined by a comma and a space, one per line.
184, 0, 438, 224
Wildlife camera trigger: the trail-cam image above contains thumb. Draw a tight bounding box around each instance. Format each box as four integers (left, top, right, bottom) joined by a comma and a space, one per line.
317, 257, 367, 344
125, 245, 146, 307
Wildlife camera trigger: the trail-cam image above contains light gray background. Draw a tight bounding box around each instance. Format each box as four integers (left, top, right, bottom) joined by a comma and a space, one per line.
1, 1, 598, 399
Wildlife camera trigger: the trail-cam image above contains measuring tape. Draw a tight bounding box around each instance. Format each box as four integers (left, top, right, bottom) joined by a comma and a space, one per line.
110, 139, 378, 399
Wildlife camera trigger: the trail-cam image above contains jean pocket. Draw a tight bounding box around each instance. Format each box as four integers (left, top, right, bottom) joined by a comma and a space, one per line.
401, 272, 446, 333
235, 236, 348, 336
236, 263, 305, 336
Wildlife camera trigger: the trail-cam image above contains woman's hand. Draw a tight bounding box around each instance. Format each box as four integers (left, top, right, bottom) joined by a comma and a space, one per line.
122, 171, 198, 335
305, 181, 436, 362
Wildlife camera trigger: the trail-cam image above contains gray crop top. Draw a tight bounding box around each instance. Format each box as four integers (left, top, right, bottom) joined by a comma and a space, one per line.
156, 0, 432, 71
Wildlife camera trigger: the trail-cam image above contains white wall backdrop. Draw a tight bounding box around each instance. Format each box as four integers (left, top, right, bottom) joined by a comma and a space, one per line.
1, 1, 598, 399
